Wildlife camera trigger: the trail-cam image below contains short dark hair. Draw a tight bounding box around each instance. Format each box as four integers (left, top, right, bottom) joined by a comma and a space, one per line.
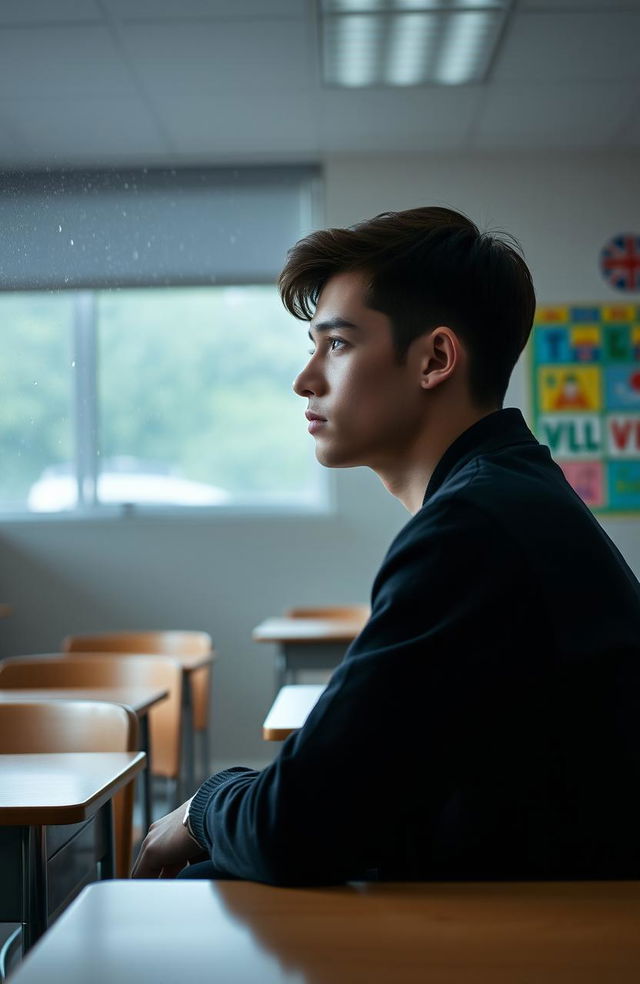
278, 205, 536, 407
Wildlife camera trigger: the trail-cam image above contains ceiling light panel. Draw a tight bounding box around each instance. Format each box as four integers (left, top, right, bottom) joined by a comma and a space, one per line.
320, 1, 511, 86
322, 1, 508, 10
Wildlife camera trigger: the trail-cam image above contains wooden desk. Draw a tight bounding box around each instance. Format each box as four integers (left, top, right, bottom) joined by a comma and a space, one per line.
0, 751, 144, 952
263, 684, 325, 740
9, 878, 640, 983
253, 616, 366, 689
10, 651, 215, 806
0, 688, 168, 833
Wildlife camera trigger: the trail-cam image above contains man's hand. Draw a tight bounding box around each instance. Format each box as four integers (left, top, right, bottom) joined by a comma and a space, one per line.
131, 800, 209, 879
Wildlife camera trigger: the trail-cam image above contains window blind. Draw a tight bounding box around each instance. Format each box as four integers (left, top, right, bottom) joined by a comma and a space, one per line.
0, 165, 320, 290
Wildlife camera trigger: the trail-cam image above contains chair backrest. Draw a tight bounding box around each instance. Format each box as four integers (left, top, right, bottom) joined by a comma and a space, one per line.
61, 631, 213, 731
0, 698, 138, 878
0, 697, 138, 753
285, 605, 370, 621
0, 654, 183, 778
62, 631, 212, 656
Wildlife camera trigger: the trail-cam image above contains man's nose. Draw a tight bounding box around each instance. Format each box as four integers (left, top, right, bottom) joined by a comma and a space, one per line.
293, 358, 325, 398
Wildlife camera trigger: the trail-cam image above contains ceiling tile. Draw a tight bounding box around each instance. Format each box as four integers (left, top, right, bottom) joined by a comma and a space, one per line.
156, 91, 319, 158
0, 0, 101, 24
318, 87, 483, 152
472, 81, 639, 148
105, 0, 305, 18
520, 1, 640, 8
0, 110, 33, 162
622, 104, 640, 147
0, 25, 137, 97
493, 11, 640, 81
124, 18, 314, 97
0, 97, 168, 167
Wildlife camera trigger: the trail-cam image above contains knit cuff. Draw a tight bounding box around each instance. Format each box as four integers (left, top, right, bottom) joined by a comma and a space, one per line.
188, 767, 254, 851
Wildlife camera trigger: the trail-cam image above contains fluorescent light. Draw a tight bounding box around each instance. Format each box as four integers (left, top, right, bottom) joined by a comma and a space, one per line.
321, 4, 508, 87
324, 14, 384, 87
322, 1, 507, 9
384, 13, 436, 86
434, 11, 497, 84
323, 1, 384, 10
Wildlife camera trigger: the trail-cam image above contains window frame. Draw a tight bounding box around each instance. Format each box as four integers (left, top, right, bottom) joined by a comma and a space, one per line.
0, 285, 333, 524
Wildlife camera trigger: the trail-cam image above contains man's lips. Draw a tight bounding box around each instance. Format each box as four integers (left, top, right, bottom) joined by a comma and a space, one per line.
305, 410, 327, 434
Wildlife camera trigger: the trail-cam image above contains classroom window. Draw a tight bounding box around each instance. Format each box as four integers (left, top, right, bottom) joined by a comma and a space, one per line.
1, 285, 320, 515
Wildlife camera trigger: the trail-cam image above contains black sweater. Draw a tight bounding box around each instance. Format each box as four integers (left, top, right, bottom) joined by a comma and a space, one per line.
190, 409, 640, 884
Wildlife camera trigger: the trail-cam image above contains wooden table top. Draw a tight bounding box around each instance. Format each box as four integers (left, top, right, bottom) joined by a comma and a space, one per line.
0, 687, 168, 716
263, 684, 326, 740
253, 616, 365, 644
0, 751, 145, 825
10, 878, 640, 984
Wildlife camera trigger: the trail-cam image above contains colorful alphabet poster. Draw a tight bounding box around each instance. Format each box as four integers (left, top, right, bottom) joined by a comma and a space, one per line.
531, 304, 640, 513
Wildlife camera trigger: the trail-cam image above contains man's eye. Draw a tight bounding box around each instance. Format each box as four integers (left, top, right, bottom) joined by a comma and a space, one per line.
329, 337, 346, 351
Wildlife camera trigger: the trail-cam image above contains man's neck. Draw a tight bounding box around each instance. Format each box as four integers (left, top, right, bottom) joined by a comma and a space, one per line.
375, 404, 498, 514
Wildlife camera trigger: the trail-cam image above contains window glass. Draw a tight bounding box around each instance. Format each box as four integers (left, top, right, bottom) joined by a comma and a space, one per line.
96, 285, 316, 507
0, 291, 74, 511
0, 286, 320, 515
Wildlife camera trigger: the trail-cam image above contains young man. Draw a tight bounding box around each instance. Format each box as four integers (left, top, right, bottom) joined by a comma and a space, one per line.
133, 206, 640, 883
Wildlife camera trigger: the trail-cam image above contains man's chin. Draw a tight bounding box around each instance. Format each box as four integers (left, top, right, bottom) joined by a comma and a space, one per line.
314, 444, 358, 469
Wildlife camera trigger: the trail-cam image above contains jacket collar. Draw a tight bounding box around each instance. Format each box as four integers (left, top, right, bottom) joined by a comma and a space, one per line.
423, 408, 538, 505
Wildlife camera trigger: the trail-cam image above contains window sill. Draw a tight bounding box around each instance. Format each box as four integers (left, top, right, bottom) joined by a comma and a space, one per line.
0, 499, 336, 525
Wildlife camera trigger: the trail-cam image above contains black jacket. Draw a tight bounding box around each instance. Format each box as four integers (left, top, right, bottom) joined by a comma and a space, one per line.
190, 409, 640, 884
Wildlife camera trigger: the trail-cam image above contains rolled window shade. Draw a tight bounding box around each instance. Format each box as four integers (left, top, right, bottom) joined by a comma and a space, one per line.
0, 165, 320, 290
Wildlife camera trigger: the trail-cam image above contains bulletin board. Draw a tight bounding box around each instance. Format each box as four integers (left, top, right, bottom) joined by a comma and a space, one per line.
530, 304, 640, 513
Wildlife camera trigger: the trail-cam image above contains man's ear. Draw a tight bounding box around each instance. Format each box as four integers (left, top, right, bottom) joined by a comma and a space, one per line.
419, 327, 460, 390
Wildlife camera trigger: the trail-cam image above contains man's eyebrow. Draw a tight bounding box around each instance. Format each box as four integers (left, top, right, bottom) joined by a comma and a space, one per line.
307, 317, 359, 340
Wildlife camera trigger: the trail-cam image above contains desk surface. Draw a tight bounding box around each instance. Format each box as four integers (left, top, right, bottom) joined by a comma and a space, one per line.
0, 751, 145, 825
263, 684, 325, 740
0, 687, 168, 716
253, 616, 365, 644
10, 878, 640, 984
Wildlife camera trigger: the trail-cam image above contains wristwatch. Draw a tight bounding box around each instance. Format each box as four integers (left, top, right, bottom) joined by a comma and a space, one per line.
182, 797, 200, 845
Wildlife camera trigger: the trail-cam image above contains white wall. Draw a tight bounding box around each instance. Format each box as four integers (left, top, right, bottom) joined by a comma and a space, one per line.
2, 151, 639, 771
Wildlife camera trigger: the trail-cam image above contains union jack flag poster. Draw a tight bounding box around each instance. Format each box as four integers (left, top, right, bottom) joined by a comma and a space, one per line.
600, 234, 640, 292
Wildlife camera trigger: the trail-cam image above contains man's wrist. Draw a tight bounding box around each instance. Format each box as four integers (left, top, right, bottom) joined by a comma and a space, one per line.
182, 797, 202, 846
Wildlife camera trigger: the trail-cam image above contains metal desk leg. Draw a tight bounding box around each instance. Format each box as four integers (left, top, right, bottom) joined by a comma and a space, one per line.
276, 647, 293, 693
21, 825, 47, 953
179, 675, 195, 805
99, 801, 115, 880
140, 716, 153, 833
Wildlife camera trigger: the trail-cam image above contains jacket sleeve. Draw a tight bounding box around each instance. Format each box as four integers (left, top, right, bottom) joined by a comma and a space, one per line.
188, 499, 523, 884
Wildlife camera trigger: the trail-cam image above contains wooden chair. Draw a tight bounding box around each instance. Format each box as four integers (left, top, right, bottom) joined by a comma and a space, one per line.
0, 698, 138, 879
285, 604, 370, 621
0, 653, 184, 822
62, 631, 214, 780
